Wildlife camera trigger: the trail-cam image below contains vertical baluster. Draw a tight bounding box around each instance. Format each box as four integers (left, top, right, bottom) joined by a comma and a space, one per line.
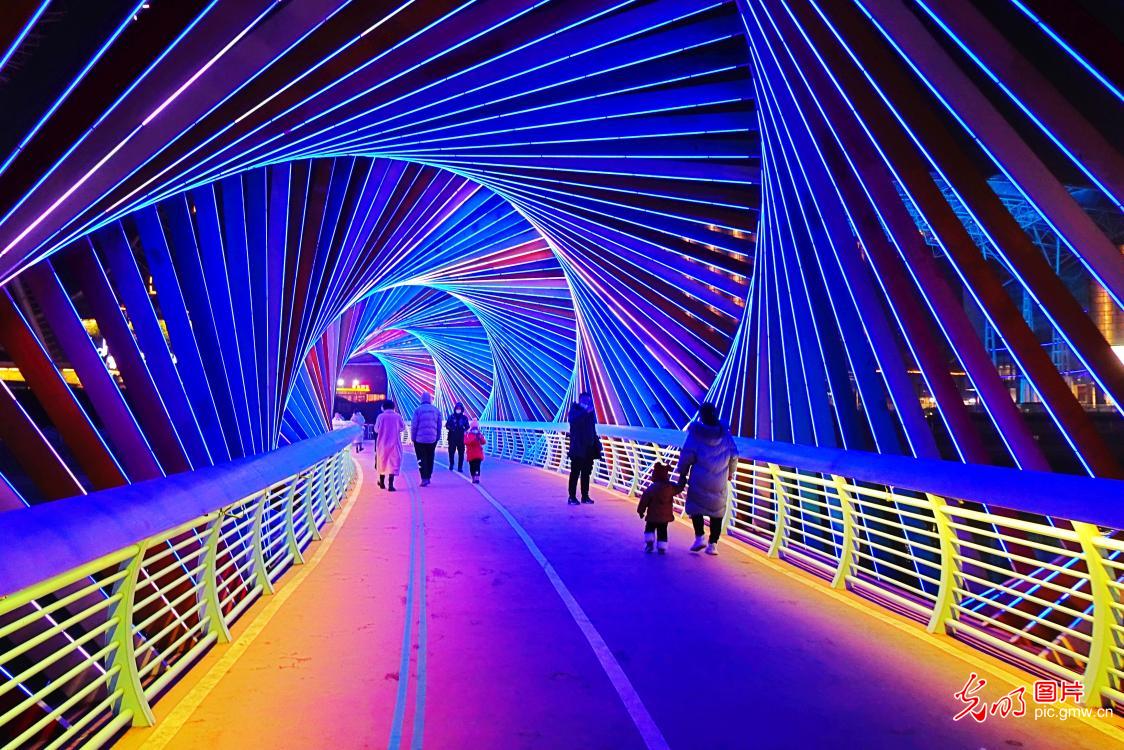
926, 494, 958, 634
251, 491, 275, 595
306, 465, 322, 542
829, 475, 856, 590
284, 479, 304, 565
1074, 520, 1113, 707
766, 463, 788, 558
202, 513, 232, 643
108, 542, 155, 726
318, 458, 333, 524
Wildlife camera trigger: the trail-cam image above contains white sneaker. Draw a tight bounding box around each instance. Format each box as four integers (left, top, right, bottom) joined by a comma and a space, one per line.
705, 543, 718, 556
689, 537, 706, 552
656, 541, 668, 555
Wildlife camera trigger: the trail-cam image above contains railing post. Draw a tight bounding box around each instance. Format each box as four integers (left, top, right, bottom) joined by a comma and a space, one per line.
926, 494, 958, 634
766, 463, 788, 558
627, 441, 642, 498
306, 466, 322, 542
318, 458, 333, 523
285, 480, 305, 565
203, 514, 232, 643
1073, 520, 1113, 707
333, 452, 345, 508
252, 491, 275, 595
829, 475, 855, 590
606, 440, 619, 490
108, 542, 155, 726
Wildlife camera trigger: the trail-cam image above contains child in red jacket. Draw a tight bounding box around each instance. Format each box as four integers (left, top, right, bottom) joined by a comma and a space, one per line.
637, 463, 679, 554
465, 419, 486, 484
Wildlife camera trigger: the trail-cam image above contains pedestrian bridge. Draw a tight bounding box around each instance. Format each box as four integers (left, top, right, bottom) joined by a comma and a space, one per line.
2, 1, 1124, 748
4, 426, 1124, 749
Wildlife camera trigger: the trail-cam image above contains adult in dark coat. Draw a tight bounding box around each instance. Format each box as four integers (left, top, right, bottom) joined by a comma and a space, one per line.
445, 402, 469, 471
567, 391, 601, 505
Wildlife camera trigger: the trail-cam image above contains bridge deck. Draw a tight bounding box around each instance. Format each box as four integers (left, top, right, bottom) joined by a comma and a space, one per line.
120, 452, 1124, 749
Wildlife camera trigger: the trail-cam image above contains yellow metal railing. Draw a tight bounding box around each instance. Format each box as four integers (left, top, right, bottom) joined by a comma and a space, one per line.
0, 433, 357, 749
479, 420, 1124, 713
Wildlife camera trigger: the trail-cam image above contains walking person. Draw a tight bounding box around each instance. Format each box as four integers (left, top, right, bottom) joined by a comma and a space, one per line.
446, 402, 469, 471
465, 419, 486, 484
676, 402, 738, 555
636, 463, 679, 554
350, 409, 366, 452
566, 391, 601, 505
411, 393, 441, 487
374, 401, 405, 492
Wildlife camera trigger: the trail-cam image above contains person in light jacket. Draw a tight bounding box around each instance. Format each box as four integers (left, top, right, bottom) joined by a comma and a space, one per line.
350, 409, 366, 452
374, 401, 405, 492
676, 402, 738, 556
411, 393, 442, 487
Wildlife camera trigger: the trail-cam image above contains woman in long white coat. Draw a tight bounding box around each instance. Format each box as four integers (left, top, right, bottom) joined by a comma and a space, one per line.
374, 400, 405, 491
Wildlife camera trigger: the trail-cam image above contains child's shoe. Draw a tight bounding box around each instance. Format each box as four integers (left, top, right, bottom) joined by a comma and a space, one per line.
705, 543, 719, 556
643, 531, 655, 553
472, 476, 480, 484
567, 497, 580, 505
657, 540, 668, 555
689, 536, 706, 552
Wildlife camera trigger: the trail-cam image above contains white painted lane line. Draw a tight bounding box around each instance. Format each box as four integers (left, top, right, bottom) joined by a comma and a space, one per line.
460, 473, 670, 750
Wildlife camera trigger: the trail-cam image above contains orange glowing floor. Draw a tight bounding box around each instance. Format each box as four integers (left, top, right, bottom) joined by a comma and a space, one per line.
118, 450, 1124, 749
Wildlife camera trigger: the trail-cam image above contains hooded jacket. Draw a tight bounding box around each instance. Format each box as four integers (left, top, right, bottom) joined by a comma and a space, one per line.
676, 421, 738, 517
446, 410, 470, 444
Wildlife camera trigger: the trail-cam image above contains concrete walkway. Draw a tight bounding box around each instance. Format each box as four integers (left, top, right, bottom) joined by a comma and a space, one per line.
120, 451, 1124, 749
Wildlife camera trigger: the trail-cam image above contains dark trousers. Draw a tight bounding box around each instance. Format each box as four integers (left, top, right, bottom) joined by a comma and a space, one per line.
644, 522, 668, 541
448, 440, 465, 470
415, 441, 437, 480
469, 458, 482, 477
691, 515, 723, 544
568, 456, 594, 499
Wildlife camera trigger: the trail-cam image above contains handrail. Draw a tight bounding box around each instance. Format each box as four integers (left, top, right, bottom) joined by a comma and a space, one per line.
0, 428, 359, 749
479, 420, 1124, 713
478, 420, 1124, 527
0, 427, 360, 598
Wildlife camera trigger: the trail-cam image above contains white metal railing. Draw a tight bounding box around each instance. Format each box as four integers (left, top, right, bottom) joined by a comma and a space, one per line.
0, 429, 359, 749
478, 420, 1124, 714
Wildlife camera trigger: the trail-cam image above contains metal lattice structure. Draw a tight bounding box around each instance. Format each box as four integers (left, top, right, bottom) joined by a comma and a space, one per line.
0, 0, 1120, 500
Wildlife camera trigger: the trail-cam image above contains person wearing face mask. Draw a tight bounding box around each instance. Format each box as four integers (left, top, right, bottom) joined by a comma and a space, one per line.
566, 391, 602, 505
445, 402, 470, 471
